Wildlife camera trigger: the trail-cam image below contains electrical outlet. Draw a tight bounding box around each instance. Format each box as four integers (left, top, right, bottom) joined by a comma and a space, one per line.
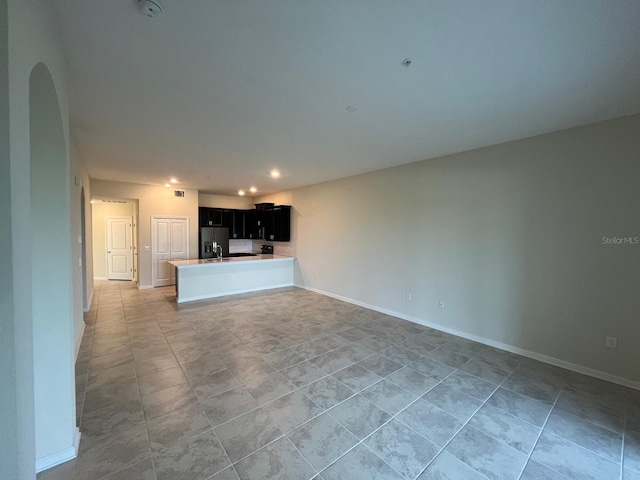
439, 300, 445, 309
605, 336, 617, 348
313, 273, 318, 279
405, 293, 412, 301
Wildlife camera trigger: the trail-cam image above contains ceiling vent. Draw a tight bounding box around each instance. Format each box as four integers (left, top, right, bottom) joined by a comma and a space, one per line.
138, 0, 163, 19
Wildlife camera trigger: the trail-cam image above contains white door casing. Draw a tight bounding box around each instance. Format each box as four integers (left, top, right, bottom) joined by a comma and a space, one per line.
106, 217, 133, 280
151, 216, 189, 287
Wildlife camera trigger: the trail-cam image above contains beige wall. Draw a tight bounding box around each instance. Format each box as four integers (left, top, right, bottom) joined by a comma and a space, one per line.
199, 193, 254, 209
91, 200, 136, 279
91, 180, 198, 288
291, 114, 640, 385
253, 191, 293, 206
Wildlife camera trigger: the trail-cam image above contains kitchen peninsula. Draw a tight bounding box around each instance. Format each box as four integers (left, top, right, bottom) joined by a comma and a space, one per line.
169, 254, 295, 303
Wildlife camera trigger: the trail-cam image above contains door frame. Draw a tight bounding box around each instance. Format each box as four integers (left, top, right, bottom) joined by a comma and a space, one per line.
151, 216, 189, 287
105, 216, 134, 281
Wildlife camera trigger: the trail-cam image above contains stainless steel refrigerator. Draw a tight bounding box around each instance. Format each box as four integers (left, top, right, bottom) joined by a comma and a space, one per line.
199, 227, 229, 259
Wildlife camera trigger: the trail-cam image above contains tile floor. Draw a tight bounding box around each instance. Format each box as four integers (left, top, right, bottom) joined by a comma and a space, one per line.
38, 281, 640, 480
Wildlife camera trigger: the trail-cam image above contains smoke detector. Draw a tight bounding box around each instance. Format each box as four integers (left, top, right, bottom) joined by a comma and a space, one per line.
138, 0, 163, 18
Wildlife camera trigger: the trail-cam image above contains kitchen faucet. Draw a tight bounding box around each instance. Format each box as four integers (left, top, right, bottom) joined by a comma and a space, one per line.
215, 244, 223, 260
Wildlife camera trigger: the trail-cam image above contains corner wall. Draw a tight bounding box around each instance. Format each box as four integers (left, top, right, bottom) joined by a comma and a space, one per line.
292, 114, 640, 385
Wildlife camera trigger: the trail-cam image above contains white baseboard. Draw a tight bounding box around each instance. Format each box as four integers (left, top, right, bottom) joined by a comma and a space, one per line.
177, 283, 293, 303
297, 284, 640, 391
138, 284, 153, 290
36, 428, 81, 473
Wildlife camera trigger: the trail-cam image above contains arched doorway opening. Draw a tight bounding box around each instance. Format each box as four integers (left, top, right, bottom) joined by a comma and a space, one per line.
29, 62, 78, 470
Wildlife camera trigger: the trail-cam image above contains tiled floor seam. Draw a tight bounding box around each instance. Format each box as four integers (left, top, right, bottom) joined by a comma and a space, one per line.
316, 383, 446, 479
618, 409, 627, 480
283, 436, 321, 479
410, 364, 519, 480
514, 379, 563, 480
537, 412, 626, 476
206, 414, 243, 480
320, 370, 459, 479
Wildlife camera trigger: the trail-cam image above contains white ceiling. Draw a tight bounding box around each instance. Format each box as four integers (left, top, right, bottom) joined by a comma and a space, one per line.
51, 0, 640, 196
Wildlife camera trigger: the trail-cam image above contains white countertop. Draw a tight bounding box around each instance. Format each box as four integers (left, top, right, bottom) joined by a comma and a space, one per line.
169, 254, 294, 269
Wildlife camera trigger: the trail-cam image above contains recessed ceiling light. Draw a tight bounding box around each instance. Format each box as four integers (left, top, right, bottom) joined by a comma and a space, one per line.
170, 178, 177, 183
270, 169, 281, 179
164, 183, 170, 187
238, 190, 245, 196
249, 186, 257, 193
402, 58, 412, 67
346, 105, 358, 112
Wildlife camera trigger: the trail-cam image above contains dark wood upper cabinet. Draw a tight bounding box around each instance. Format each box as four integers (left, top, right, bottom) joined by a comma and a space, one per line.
245, 209, 266, 239
199, 205, 291, 242
199, 207, 224, 227
228, 209, 245, 239
265, 205, 291, 242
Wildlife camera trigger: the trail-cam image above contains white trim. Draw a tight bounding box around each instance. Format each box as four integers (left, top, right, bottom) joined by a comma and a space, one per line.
297, 284, 640, 391
74, 323, 86, 361
93, 276, 107, 281
138, 284, 154, 290
176, 283, 293, 303
35, 428, 81, 473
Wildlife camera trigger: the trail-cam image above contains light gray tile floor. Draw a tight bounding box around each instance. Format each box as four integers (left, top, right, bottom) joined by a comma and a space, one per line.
38, 280, 640, 480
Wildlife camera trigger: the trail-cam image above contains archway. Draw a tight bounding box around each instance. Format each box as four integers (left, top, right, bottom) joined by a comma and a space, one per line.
29, 62, 78, 470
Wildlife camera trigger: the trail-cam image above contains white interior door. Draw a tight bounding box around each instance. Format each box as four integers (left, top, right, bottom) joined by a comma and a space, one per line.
106, 217, 133, 280
152, 216, 189, 287
169, 219, 188, 285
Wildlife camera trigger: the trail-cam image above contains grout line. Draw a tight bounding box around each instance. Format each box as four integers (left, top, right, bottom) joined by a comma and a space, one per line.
516, 387, 564, 480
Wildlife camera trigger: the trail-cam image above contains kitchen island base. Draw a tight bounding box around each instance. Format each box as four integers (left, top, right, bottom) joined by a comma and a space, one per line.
169, 255, 295, 303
